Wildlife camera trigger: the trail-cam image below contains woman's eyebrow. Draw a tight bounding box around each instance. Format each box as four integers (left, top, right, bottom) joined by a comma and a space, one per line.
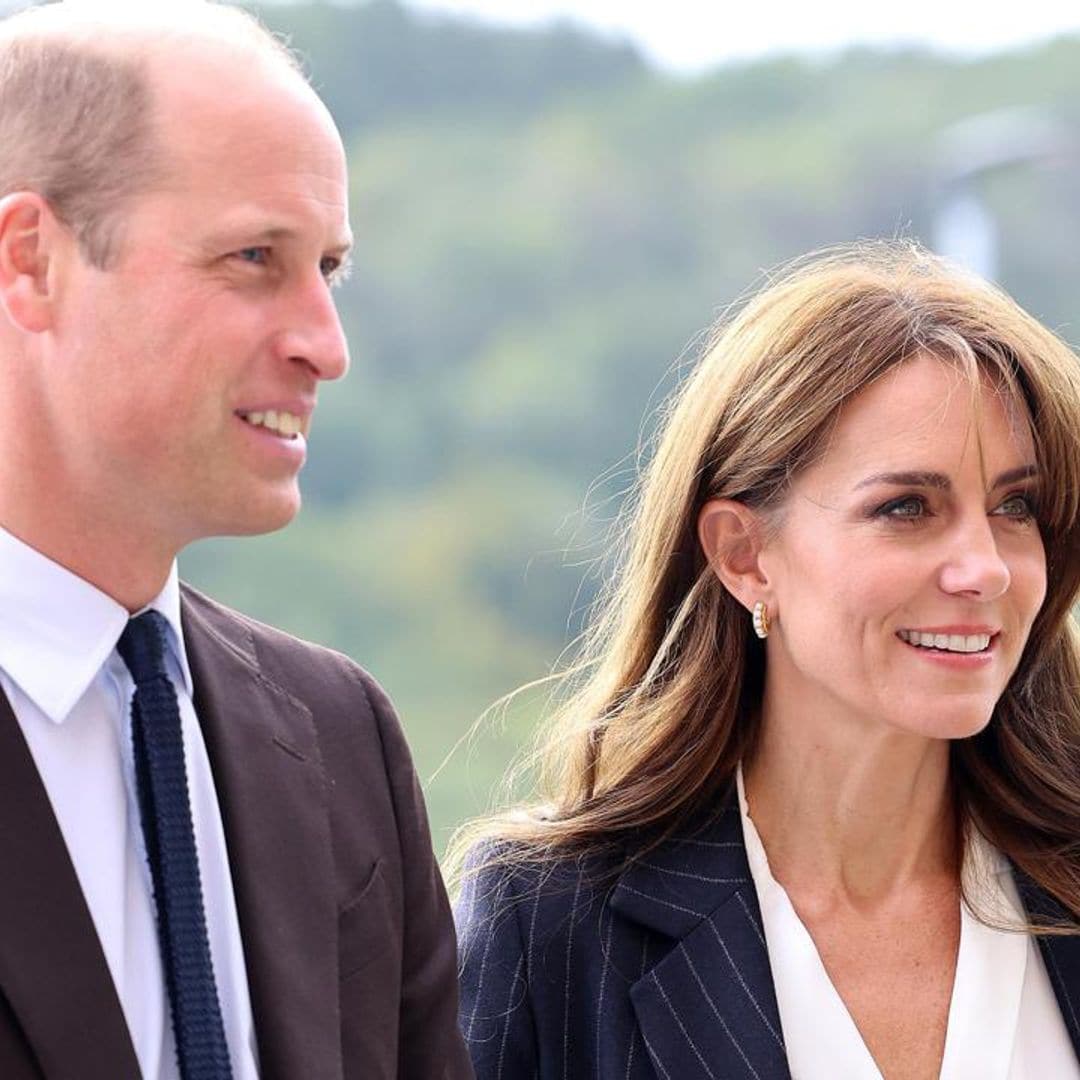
854, 470, 950, 491
991, 464, 1039, 488
853, 464, 1038, 491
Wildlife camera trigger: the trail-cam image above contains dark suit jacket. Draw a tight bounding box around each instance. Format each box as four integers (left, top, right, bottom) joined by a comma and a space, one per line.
457, 791, 1080, 1079
0, 583, 473, 1080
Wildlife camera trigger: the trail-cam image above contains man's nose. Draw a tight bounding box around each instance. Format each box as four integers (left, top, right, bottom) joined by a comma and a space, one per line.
279, 276, 350, 382
937, 514, 1011, 601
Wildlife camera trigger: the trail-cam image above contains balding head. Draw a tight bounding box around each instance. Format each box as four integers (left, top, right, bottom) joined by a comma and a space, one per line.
0, 1, 306, 267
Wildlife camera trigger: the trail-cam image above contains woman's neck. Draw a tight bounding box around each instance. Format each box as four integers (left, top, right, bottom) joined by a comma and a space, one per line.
743, 701, 959, 909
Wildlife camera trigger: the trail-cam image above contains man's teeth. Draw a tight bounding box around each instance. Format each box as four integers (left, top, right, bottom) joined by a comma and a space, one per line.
240, 410, 303, 438
897, 630, 992, 653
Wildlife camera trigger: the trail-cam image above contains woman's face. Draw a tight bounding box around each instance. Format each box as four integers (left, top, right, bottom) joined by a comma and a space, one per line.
759, 354, 1046, 741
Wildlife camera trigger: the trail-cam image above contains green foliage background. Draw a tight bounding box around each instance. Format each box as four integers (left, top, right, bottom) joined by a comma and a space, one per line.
180, 0, 1080, 849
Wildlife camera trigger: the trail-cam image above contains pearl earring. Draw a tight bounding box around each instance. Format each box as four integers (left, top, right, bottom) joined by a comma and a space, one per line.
752, 601, 770, 639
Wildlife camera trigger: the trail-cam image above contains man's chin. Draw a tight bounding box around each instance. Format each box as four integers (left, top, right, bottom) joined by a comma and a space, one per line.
202, 490, 303, 539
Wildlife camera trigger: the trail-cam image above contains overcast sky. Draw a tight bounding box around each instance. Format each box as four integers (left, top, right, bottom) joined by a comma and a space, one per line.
404, 0, 1080, 72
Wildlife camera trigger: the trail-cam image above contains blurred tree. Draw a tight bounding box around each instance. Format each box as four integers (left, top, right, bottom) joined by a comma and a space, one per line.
180, 3, 1080, 849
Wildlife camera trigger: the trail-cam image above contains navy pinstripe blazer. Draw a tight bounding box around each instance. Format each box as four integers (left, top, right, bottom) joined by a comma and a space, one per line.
456, 788, 1080, 1079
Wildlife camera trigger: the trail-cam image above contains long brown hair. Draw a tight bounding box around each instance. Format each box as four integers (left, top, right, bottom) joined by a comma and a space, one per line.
448, 242, 1080, 920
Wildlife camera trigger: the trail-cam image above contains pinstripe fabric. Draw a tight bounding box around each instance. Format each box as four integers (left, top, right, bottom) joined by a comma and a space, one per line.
616, 803, 789, 1080
457, 784, 1080, 1079
456, 791, 789, 1079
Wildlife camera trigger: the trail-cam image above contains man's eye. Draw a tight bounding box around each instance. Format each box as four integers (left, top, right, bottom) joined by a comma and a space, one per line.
321, 255, 351, 285
234, 247, 270, 265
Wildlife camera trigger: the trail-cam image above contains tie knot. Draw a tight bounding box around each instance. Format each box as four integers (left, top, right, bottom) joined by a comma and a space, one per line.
117, 609, 171, 684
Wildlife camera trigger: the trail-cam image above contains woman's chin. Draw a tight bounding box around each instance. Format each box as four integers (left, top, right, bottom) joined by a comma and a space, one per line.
888, 705, 996, 743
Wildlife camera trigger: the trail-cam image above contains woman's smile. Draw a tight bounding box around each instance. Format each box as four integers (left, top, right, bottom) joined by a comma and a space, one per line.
895, 626, 999, 670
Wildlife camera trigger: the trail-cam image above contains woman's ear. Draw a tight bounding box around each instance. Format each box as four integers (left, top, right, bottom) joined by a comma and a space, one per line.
0, 192, 62, 334
697, 498, 770, 610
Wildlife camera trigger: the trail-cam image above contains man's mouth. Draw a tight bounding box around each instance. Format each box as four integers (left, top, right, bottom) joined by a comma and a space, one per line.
237, 410, 305, 440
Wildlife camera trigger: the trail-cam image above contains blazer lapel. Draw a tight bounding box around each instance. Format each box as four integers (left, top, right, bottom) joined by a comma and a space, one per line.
611, 817, 1080, 1079
1014, 870, 1080, 1060
182, 594, 341, 1080
0, 692, 140, 1078
610, 793, 790, 1080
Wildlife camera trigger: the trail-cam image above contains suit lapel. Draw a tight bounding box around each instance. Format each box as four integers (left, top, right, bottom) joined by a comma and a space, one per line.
612, 816, 1080, 1079
0, 692, 140, 1078
610, 792, 790, 1080
182, 593, 342, 1080
1014, 870, 1080, 1060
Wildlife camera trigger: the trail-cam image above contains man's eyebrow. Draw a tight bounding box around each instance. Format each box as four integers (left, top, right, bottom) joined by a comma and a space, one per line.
327, 239, 354, 261
204, 224, 294, 247
854, 464, 1039, 492
204, 223, 353, 257
323, 230, 354, 258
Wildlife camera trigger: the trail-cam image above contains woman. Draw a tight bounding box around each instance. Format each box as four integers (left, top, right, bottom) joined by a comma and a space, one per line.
452, 242, 1080, 1079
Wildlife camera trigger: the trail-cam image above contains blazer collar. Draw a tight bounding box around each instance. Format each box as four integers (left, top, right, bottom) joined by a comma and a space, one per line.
610, 786, 1080, 1080
1013, 869, 1080, 1060
610, 794, 752, 937
180, 586, 343, 1080
610, 787, 791, 1080
0, 691, 140, 1078
0, 587, 341, 1079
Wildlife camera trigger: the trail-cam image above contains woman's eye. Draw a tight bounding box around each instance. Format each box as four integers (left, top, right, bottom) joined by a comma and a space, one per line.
877, 495, 927, 521
993, 493, 1037, 521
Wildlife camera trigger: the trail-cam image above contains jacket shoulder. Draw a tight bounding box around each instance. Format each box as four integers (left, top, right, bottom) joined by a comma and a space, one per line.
179, 581, 393, 721
457, 841, 625, 979
457, 841, 650, 1077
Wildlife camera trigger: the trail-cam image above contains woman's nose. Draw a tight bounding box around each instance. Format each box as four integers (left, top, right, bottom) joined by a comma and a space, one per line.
937, 516, 1011, 600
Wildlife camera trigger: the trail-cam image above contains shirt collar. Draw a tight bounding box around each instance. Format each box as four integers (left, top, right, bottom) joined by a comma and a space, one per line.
0, 527, 192, 723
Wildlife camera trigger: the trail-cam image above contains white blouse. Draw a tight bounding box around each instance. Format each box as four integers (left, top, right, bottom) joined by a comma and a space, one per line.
737, 768, 1079, 1079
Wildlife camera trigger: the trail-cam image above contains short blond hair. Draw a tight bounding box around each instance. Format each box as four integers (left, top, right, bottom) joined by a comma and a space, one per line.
0, 2, 302, 266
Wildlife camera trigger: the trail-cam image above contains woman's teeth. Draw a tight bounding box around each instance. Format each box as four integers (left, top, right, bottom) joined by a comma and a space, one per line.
897, 630, 991, 653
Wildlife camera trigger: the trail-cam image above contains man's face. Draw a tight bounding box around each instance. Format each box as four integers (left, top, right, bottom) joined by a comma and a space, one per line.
45, 51, 351, 547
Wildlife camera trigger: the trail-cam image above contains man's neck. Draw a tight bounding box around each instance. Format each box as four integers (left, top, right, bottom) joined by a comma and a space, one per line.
0, 509, 177, 613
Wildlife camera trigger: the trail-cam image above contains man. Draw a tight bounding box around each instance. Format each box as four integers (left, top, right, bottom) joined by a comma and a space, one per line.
0, 3, 471, 1078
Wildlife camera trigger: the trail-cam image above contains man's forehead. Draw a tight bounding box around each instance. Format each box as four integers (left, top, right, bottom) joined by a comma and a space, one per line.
149, 53, 349, 220
154, 47, 339, 156
151, 41, 331, 139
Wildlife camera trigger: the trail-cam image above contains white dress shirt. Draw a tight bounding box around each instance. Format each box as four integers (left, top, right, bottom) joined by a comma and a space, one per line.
0, 527, 259, 1079
737, 766, 1079, 1079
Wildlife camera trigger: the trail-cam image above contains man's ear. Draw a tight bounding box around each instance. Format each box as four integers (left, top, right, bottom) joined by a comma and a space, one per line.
697, 498, 771, 611
0, 192, 64, 334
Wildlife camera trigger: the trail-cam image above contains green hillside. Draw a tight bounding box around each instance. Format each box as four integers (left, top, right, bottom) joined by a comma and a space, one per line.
180, 1, 1080, 847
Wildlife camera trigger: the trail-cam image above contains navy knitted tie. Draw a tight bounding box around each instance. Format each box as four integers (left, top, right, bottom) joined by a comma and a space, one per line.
117, 611, 233, 1080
